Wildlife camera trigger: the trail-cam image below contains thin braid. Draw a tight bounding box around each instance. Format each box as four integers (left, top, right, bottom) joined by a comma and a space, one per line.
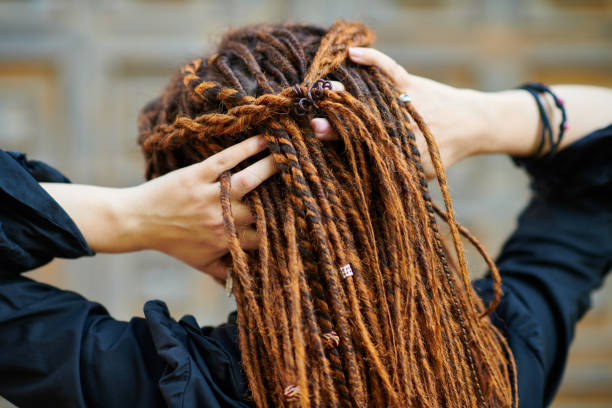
401, 100, 501, 406
282, 116, 396, 407
138, 20, 517, 408
431, 201, 504, 316
271, 28, 308, 77
249, 191, 297, 403
182, 58, 253, 107
273, 122, 354, 407
376, 71, 509, 405
264, 128, 341, 407
214, 55, 247, 94
268, 121, 370, 405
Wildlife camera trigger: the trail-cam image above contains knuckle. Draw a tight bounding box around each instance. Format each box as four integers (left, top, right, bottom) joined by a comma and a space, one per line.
199, 184, 220, 206
235, 173, 256, 193
213, 158, 229, 174
205, 154, 230, 176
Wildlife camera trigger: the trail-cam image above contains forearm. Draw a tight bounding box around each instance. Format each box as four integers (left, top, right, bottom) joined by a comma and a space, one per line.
474, 85, 612, 157
39, 183, 140, 253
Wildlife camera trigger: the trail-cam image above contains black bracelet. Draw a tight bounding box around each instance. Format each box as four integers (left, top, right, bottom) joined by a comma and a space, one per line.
517, 82, 568, 158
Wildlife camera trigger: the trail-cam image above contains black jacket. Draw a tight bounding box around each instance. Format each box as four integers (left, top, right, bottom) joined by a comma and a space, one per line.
1, 124, 611, 407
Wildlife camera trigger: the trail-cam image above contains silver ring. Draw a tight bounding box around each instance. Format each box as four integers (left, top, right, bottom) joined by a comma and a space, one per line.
225, 268, 233, 297
399, 93, 411, 103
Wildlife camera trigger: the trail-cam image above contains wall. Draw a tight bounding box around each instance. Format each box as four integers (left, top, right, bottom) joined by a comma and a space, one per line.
0, 0, 610, 406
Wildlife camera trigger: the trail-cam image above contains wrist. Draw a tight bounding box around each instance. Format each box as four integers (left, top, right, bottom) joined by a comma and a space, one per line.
115, 185, 152, 253
40, 183, 143, 254
101, 187, 135, 253
457, 88, 492, 158
474, 89, 541, 157
445, 88, 494, 163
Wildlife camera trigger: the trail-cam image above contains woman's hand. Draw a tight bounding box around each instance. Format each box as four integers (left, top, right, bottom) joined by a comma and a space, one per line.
314, 48, 612, 173
42, 135, 276, 281
126, 135, 276, 280
312, 47, 489, 179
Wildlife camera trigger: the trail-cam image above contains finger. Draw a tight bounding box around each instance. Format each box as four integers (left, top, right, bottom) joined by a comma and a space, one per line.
238, 226, 259, 250
310, 81, 343, 141
201, 256, 232, 283
328, 80, 345, 92
311, 118, 338, 141
348, 47, 411, 88
198, 135, 268, 181
230, 155, 278, 199
232, 202, 256, 225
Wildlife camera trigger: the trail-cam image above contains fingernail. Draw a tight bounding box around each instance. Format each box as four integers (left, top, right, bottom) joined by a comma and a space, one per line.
349, 47, 364, 59
311, 118, 329, 138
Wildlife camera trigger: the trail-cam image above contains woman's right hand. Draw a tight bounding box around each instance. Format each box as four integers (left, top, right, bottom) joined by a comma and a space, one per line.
313, 48, 612, 176
312, 47, 490, 179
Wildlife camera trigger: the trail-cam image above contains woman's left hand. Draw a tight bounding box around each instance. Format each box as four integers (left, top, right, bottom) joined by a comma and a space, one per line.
42, 135, 276, 281
127, 135, 277, 280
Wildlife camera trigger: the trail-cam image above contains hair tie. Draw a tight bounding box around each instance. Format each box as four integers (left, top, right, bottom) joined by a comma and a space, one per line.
292, 79, 332, 115
517, 82, 568, 158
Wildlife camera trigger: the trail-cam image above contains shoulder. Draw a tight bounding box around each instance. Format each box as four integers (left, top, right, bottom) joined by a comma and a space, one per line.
143, 300, 252, 408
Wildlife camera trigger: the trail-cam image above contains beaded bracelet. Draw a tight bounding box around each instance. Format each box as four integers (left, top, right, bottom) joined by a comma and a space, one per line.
517, 82, 568, 159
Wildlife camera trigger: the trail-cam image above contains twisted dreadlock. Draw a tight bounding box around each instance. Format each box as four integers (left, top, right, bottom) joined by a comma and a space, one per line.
138, 20, 517, 408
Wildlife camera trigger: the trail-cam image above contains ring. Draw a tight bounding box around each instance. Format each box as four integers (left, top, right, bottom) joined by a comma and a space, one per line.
225, 268, 233, 297
399, 93, 411, 103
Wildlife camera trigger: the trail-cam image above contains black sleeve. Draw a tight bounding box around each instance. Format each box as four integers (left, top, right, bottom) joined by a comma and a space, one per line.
0, 275, 252, 408
0, 151, 251, 408
474, 124, 612, 407
0, 150, 93, 274
0, 150, 165, 407
0, 276, 166, 408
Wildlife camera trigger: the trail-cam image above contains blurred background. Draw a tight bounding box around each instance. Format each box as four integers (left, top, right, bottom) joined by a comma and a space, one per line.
0, 0, 610, 407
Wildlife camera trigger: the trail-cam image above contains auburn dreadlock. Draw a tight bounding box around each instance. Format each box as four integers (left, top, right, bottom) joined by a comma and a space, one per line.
138, 20, 517, 408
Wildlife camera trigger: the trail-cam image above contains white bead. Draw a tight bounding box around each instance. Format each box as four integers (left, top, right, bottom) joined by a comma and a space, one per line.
339, 264, 354, 279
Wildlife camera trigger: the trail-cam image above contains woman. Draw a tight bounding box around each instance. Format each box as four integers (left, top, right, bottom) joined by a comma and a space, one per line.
0, 20, 610, 408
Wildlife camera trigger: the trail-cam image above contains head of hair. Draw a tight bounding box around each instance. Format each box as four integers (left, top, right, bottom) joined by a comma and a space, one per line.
137, 20, 517, 408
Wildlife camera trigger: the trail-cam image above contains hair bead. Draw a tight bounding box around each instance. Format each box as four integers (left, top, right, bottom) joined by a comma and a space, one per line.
322, 331, 340, 349
339, 263, 353, 279
283, 385, 300, 402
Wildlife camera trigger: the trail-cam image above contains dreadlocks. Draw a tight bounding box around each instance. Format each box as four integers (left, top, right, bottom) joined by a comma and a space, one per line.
137, 20, 517, 408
